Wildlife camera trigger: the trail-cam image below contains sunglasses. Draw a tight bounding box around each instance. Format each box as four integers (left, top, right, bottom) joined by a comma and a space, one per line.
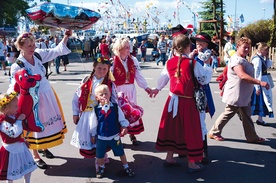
21, 33, 33, 39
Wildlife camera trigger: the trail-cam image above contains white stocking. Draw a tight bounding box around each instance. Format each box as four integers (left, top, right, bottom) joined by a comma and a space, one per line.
24, 172, 31, 183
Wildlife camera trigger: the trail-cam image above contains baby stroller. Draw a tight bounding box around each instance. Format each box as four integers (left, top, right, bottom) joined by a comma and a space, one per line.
150, 47, 159, 61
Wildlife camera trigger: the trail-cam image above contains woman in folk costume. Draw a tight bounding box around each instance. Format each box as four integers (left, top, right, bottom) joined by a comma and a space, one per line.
7, 30, 72, 169
0, 92, 37, 183
71, 57, 116, 170
150, 34, 212, 173
111, 38, 152, 145
251, 42, 274, 126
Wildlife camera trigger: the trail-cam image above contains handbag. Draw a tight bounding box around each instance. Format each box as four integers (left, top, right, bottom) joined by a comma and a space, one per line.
189, 59, 206, 112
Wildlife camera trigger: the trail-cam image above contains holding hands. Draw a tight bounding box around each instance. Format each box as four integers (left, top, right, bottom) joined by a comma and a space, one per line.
145, 87, 160, 98
149, 88, 159, 98
145, 87, 152, 95
148, 88, 159, 98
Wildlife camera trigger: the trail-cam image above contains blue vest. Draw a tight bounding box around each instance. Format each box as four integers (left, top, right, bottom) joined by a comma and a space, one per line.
94, 103, 120, 137
194, 52, 216, 117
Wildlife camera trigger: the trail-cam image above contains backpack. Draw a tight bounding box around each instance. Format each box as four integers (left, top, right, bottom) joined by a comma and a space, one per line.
16, 52, 42, 68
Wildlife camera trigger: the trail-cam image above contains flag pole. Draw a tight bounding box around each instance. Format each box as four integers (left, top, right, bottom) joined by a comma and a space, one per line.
234, 0, 237, 30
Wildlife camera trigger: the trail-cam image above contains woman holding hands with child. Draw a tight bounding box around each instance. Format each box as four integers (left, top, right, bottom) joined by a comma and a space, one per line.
111, 37, 152, 145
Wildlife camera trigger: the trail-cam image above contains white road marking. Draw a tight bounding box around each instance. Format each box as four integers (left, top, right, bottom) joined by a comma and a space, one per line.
66, 83, 80, 86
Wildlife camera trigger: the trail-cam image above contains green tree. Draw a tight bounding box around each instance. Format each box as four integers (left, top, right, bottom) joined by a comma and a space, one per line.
0, 0, 29, 27
270, 0, 276, 47
238, 19, 273, 46
0, 0, 51, 27
197, 0, 225, 36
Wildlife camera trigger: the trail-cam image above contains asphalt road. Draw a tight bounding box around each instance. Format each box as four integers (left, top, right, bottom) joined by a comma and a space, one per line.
0, 51, 276, 183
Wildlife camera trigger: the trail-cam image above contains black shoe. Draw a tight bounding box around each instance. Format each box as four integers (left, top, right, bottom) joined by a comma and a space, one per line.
36, 159, 48, 169
132, 140, 139, 146
187, 164, 204, 173
163, 161, 181, 167
256, 120, 270, 126
178, 154, 187, 158
38, 149, 44, 153
42, 149, 55, 159
130, 135, 139, 146
124, 167, 135, 177
201, 157, 210, 165
201, 150, 209, 164
96, 166, 105, 178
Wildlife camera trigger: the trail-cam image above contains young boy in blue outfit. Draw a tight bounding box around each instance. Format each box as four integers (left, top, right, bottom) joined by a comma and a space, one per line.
92, 84, 135, 178
189, 32, 217, 164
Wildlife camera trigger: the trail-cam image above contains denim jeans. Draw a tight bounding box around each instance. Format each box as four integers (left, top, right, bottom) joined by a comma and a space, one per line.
55, 56, 61, 74
156, 53, 167, 66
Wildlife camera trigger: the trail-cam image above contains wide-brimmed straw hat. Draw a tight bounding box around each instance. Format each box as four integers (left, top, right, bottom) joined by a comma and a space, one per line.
171, 24, 192, 37
190, 32, 216, 49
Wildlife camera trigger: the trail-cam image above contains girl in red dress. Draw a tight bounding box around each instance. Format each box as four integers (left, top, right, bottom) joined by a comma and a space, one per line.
0, 92, 37, 182
150, 34, 213, 173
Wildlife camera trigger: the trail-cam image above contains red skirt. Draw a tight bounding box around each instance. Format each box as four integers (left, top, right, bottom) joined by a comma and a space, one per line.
80, 147, 111, 158
155, 96, 203, 162
127, 118, 145, 135
0, 146, 9, 180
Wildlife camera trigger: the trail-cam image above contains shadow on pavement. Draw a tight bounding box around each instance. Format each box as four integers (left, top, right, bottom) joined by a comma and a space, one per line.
122, 141, 159, 153
44, 156, 94, 178
43, 138, 276, 183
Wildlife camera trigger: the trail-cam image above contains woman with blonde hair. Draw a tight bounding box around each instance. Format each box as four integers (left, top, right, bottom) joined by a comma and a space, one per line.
251, 42, 274, 126
111, 37, 151, 145
7, 30, 72, 169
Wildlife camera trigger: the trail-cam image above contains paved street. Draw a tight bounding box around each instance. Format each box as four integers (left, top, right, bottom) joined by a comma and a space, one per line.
0, 51, 276, 183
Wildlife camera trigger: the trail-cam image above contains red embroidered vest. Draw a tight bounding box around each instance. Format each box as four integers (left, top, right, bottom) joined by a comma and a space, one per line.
166, 56, 195, 97
78, 76, 113, 112
113, 55, 136, 86
0, 115, 22, 144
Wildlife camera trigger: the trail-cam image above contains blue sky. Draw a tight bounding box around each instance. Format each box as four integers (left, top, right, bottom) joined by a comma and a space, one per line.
32, 0, 274, 29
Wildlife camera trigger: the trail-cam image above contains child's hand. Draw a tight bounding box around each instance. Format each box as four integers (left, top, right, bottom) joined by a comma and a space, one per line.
73, 115, 79, 125
104, 99, 109, 104
17, 114, 26, 121
145, 87, 152, 95
120, 127, 128, 137
149, 88, 159, 98
91, 136, 96, 144
190, 49, 198, 58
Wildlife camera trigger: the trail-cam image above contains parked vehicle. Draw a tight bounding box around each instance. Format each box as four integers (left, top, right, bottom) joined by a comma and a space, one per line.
73, 29, 96, 41
68, 37, 82, 50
